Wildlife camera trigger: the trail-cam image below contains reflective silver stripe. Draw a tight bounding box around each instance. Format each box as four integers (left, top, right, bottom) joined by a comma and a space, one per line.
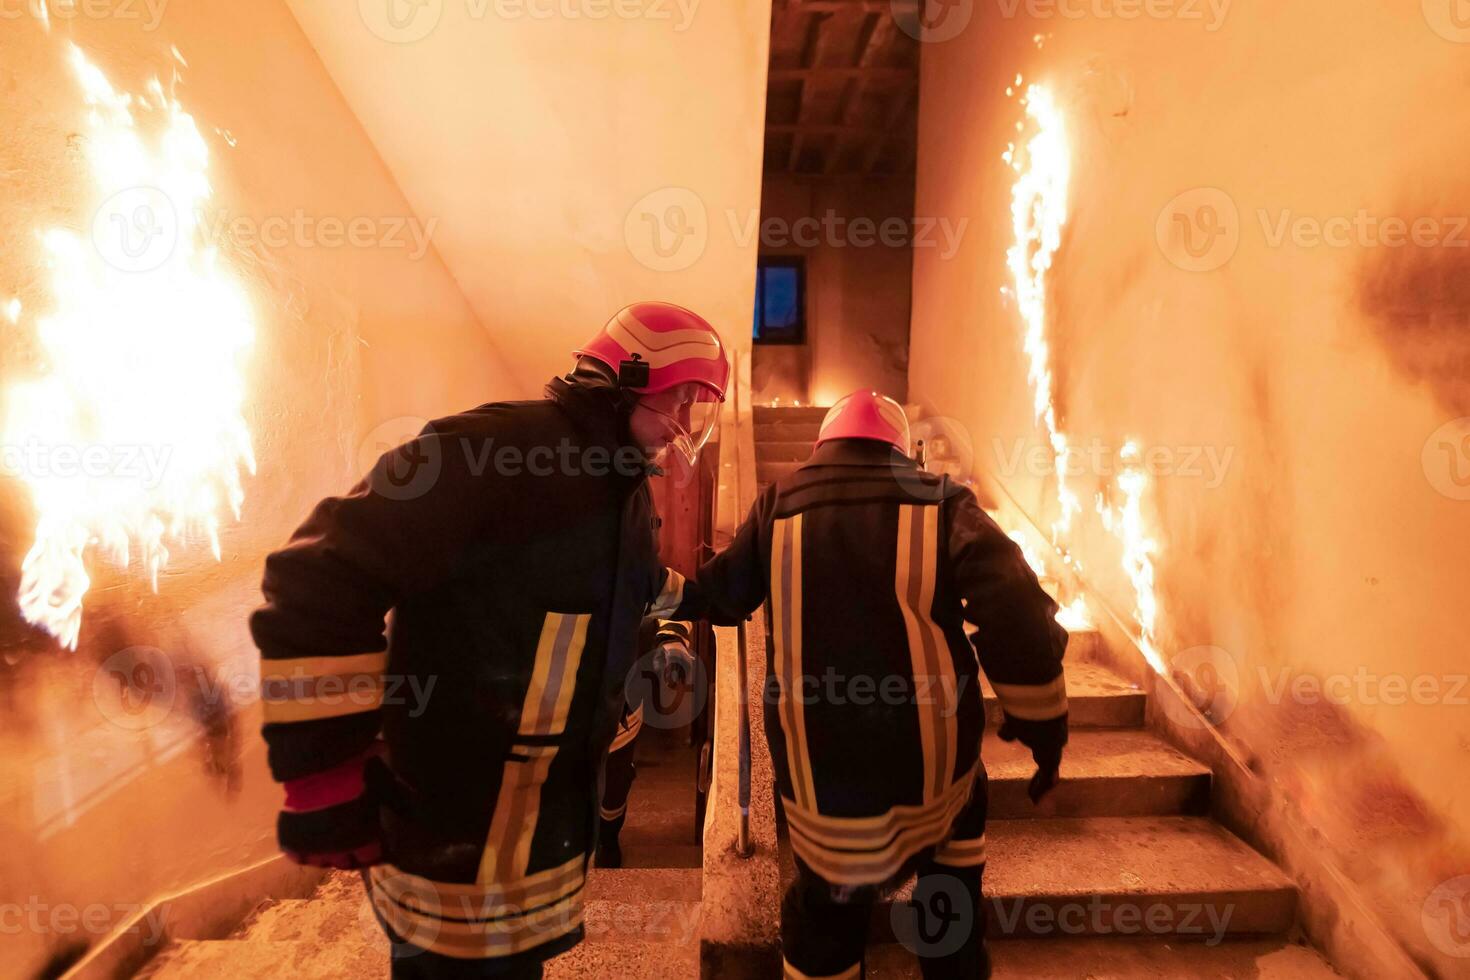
992, 674, 1068, 721
648, 568, 685, 618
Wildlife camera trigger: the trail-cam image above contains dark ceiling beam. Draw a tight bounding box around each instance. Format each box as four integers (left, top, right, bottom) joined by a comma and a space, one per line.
826, 10, 893, 176
860, 81, 917, 174
786, 10, 836, 173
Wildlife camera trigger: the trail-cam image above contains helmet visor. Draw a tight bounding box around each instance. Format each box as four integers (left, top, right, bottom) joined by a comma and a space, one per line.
663, 400, 720, 468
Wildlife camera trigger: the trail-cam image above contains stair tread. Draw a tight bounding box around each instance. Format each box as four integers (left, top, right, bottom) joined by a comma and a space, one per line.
755, 440, 816, 462
984, 661, 1142, 729
964, 817, 1294, 900
868, 817, 1298, 938
588, 867, 701, 903
754, 406, 830, 423
141, 938, 385, 979
985, 728, 1207, 783
619, 842, 703, 869
868, 937, 1340, 978
583, 895, 701, 945
546, 939, 698, 977
981, 661, 1136, 704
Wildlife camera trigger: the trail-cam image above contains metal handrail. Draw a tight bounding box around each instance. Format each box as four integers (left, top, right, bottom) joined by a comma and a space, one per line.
735, 618, 753, 859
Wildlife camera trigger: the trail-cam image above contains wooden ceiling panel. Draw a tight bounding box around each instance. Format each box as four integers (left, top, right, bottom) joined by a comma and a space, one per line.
764, 0, 919, 176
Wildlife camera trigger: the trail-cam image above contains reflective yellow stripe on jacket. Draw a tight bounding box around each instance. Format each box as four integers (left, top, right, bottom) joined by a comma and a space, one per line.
477, 612, 590, 886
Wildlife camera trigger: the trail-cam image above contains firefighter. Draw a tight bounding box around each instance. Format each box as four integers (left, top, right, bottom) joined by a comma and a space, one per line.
681, 389, 1069, 980
595, 618, 695, 868
250, 302, 728, 979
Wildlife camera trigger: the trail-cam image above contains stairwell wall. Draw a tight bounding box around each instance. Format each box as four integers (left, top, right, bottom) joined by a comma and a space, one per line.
0, 4, 517, 977
906, 3, 1470, 976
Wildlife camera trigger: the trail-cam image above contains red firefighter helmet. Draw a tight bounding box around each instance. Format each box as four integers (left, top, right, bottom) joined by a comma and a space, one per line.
816, 390, 911, 454
576, 302, 730, 403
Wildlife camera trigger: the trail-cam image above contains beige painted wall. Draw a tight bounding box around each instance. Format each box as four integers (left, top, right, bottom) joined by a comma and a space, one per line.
753, 174, 915, 407
283, 0, 771, 393
0, 3, 517, 975
908, 3, 1470, 975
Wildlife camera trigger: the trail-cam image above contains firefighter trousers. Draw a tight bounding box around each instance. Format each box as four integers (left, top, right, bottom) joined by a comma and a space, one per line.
780, 780, 991, 980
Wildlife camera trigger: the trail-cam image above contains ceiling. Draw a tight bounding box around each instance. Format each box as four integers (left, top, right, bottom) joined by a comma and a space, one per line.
282, 1, 771, 393
764, 0, 921, 177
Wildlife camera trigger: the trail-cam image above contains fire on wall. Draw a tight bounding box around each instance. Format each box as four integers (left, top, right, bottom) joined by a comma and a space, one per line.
2, 2, 1469, 979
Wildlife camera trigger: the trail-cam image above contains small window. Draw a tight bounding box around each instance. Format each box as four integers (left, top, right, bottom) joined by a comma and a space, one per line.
752, 257, 806, 345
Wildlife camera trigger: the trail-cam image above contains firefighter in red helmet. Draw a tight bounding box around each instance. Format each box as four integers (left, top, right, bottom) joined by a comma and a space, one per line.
680, 389, 1069, 980
251, 302, 727, 979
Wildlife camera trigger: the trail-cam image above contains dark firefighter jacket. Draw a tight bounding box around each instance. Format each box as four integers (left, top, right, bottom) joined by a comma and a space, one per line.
250, 376, 687, 967
677, 438, 1069, 888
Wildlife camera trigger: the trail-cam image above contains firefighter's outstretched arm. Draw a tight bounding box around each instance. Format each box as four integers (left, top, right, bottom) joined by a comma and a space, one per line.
661, 488, 771, 627
250, 424, 502, 867
945, 489, 1069, 802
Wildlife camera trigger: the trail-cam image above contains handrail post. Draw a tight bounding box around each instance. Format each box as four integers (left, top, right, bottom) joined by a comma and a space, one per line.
735, 618, 753, 859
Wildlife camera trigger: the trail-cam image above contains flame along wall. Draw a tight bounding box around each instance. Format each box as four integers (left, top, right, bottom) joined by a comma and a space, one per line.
0, 3, 518, 975
908, 2, 1470, 975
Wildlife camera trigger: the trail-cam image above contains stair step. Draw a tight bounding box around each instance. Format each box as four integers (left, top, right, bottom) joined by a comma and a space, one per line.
619, 782, 700, 846
140, 939, 385, 978
875, 817, 1297, 940
233, 872, 369, 943
754, 406, 830, 424
755, 440, 815, 462
620, 841, 703, 869
545, 939, 699, 978
588, 867, 702, 903
756, 460, 803, 485
983, 662, 1144, 730
756, 420, 823, 443
584, 897, 700, 944
985, 729, 1210, 819
867, 937, 1340, 978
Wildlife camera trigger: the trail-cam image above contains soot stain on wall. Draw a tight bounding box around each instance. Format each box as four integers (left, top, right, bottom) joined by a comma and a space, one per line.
1358, 217, 1470, 417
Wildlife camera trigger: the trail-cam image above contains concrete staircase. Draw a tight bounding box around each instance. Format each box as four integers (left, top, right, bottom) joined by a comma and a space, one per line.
852, 641, 1342, 977
755, 405, 826, 488
751, 405, 1338, 976
137, 729, 703, 979
132, 409, 1342, 977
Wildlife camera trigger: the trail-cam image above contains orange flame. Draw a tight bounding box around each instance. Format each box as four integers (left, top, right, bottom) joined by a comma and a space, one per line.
1097, 444, 1163, 671
1005, 83, 1079, 548
2, 45, 254, 649
1003, 84, 1161, 665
